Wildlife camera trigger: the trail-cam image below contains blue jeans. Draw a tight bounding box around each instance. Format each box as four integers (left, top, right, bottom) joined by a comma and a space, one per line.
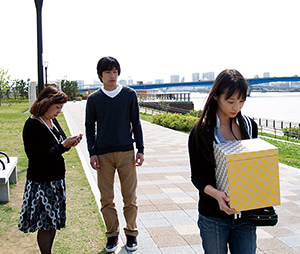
198, 214, 256, 254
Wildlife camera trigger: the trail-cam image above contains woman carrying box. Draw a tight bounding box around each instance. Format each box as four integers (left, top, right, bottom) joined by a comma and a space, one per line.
188, 69, 258, 254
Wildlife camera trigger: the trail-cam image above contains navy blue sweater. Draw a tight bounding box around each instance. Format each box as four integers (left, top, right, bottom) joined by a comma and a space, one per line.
85, 86, 144, 156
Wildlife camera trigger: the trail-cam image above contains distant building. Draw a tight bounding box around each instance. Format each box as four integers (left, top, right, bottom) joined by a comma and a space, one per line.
155, 79, 164, 84
75, 80, 85, 86
119, 79, 127, 86
94, 79, 102, 85
202, 72, 215, 80
170, 75, 179, 83
192, 73, 200, 81
127, 78, 133, 86
291, 82, 300, 88
76, 80, 84, 86
263, 72, 270, 78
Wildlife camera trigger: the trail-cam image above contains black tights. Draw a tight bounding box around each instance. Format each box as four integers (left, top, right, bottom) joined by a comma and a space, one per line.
37, 229, 56, 254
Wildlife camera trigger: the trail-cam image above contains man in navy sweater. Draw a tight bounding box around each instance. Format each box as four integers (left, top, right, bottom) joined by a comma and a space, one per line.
85, 56, 144, 253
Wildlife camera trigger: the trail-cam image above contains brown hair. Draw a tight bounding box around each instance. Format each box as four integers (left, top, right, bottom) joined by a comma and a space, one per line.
30, 86, 68, 117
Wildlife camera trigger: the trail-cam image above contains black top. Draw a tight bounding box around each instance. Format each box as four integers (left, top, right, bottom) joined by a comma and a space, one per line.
188, 115, 258, 218
85, 86, 144, 156
23, 117, 69, 182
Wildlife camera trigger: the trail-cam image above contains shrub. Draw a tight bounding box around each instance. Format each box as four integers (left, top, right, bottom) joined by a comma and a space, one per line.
283, 126, 300, 139
152, 113, 198, 132
188, 109, 203, 117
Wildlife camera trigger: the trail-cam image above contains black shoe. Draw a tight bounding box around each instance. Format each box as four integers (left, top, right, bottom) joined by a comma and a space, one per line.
106, 236, 118, 253
126, 235, 138, 251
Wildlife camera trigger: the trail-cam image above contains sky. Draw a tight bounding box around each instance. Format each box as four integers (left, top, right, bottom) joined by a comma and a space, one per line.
1, 0, 300, 85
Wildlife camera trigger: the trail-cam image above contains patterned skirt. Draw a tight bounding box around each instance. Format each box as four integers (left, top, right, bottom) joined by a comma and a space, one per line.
18, 179, 66, 233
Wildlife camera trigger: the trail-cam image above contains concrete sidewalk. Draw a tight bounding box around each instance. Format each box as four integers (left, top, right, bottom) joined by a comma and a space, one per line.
63, 100, 300, 254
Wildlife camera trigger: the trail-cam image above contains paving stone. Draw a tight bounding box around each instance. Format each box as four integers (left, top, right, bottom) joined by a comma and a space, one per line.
63, 101, 300, 254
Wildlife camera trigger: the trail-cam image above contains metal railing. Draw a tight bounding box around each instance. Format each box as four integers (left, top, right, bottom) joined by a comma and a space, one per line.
253, 117, 300, 140
140, 104, 300, 141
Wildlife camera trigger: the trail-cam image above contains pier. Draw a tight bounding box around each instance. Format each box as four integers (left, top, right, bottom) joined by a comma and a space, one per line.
137, 91, 194, 113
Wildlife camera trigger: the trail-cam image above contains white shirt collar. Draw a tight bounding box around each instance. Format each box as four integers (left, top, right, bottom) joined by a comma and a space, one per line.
101, 85, 123, 98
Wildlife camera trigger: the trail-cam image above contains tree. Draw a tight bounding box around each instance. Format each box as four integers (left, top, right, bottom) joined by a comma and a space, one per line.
60, 80, 79, 100
11, 79, 29, 99
0, 68, 10, 106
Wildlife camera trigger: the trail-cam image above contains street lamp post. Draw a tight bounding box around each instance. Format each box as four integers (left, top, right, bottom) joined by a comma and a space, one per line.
34, 0, 44, 94
44, 61, 48, 86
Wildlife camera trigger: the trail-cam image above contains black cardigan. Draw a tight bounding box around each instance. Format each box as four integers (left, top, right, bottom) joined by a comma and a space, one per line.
23, 117, 70, 182
188, 115, 258, 218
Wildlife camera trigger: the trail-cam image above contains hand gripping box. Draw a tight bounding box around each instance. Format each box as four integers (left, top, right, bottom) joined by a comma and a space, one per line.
214, 138, 280, 212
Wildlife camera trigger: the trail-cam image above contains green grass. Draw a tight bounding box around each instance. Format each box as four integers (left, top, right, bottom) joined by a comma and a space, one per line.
0, 102, 106, 253
261, 137, 300, 169
260, 132, 300, 143
1, 103, 299, 251
140, 112, 154, 122
139, 109, 300, 169
0, 205, 20, 235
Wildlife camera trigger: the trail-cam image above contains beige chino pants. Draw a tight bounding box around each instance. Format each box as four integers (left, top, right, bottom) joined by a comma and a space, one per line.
97, 150, 138, 238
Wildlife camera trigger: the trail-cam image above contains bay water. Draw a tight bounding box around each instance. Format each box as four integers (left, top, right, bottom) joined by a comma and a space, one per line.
191, 92, 300, 124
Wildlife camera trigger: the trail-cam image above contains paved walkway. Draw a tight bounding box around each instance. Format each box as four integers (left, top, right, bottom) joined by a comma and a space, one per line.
63, 100, 300, 254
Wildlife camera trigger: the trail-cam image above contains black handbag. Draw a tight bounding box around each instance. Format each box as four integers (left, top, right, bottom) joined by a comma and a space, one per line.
249, 206, 278, 226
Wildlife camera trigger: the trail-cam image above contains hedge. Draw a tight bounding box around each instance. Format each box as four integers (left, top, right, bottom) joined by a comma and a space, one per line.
152, 112, 199, 132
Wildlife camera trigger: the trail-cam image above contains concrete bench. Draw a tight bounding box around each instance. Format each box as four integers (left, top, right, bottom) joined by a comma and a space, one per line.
0, 156, 18, 202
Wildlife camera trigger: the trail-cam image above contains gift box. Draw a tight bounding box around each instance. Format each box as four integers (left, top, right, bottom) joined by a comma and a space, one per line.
214, 138, 281, 212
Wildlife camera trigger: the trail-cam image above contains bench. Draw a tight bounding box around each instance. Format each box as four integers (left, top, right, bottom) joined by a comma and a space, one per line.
0, 156, 18, 202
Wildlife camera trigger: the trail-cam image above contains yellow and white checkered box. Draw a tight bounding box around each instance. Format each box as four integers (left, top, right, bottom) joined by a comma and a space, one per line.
214, 138, 281, 212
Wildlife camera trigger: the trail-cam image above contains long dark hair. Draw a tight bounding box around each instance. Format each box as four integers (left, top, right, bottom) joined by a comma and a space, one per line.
195, 69, 250, 166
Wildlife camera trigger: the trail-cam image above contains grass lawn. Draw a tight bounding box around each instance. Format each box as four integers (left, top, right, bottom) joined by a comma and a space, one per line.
0, 102, 106, 253
261, 137, 300, 169
1, 103, 299, 252
140, 111, 300, 169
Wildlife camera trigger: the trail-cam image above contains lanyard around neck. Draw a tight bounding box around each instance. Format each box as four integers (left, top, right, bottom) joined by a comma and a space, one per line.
39, 117, 61, 144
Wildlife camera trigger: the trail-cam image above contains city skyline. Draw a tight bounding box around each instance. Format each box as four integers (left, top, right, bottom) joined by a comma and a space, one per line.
79, 71, 276, 86
1, 0, 300, 85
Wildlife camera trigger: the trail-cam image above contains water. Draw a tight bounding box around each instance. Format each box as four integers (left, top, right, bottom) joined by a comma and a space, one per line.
191, 92, 300, 123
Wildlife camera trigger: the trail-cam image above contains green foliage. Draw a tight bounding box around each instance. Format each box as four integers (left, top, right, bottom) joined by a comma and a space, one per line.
261, 138, 300, 169
140, 112, 153, 122
283, 126, 300, 139
10, 79, 29, 99
60, 80, 79, 100
188, 109, 203, 117
0, 68, 10, 106
152, 112, 198, 132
